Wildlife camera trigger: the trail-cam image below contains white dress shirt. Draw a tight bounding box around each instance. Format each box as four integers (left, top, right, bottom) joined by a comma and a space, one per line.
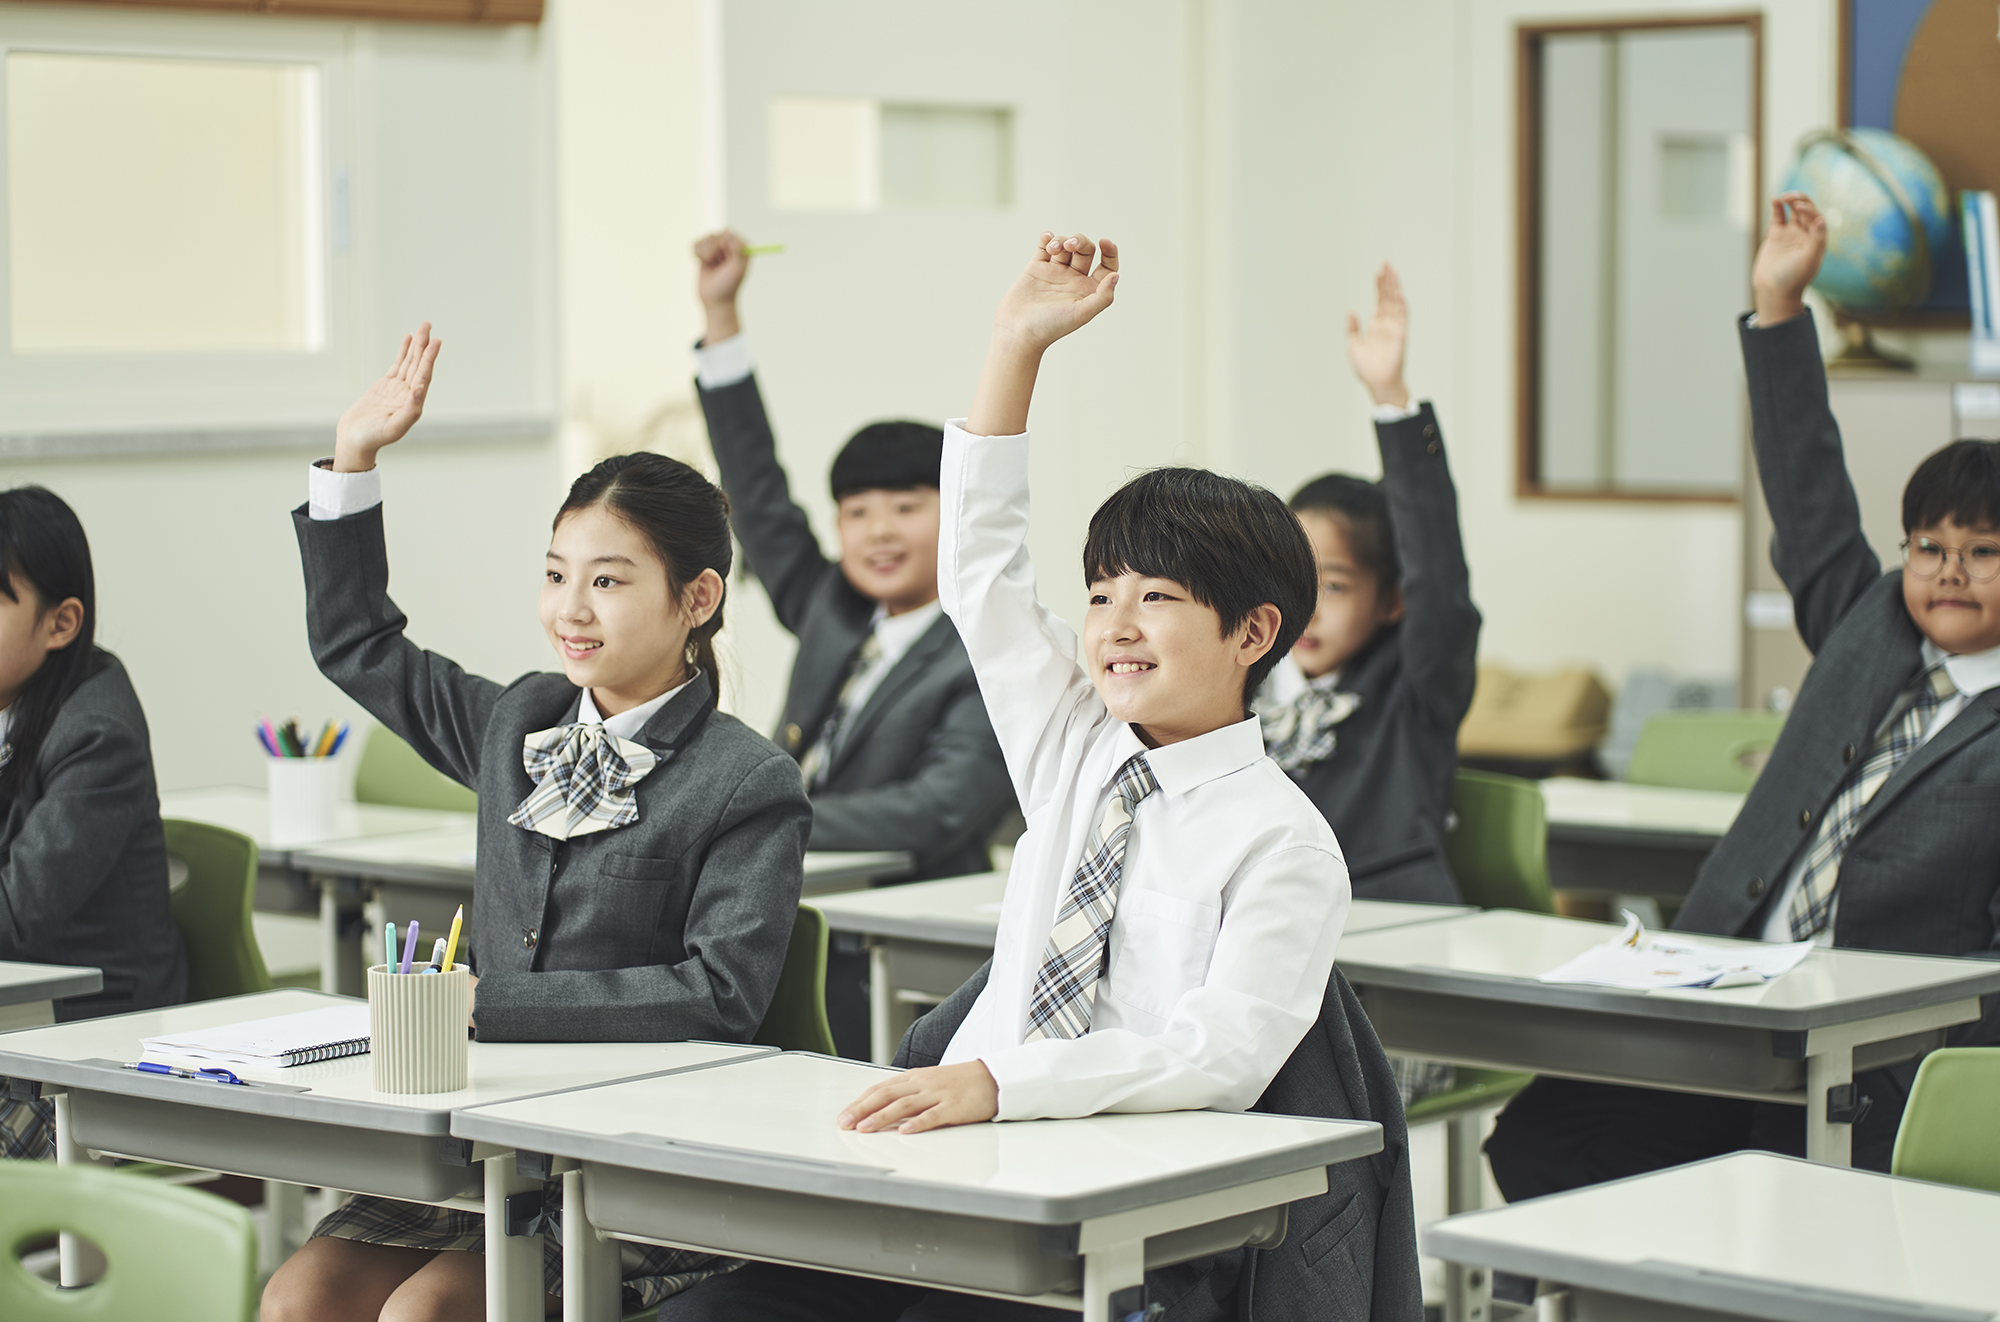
1760, 637, 2000, 944
934, 421, 1351, 1122
576, 674, 695, 739
694, 333, 755, 390
813, 599, 944, 757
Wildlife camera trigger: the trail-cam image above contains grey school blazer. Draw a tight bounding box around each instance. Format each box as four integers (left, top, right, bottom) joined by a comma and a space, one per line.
0, 650, 185, 1022
698, 373, 1015, 880
896, 965, 1423, 1322
1676, 311, 2000, 1051
294, 504, 811, 1043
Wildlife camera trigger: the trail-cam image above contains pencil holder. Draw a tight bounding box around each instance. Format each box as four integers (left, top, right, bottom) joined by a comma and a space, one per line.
367, 964, 470, 1094
267, 756, 342, 846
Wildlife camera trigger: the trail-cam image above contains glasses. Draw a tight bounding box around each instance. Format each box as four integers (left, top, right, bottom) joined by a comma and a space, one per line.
1901, 536, 2000, 583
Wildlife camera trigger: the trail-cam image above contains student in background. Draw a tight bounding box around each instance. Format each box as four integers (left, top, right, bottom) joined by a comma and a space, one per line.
0, 487, 184, 1161
262, 325, 810, 1322
1256, 264, 1478, 908
1486, 193, 2000, 1198
663, 232, 1419, 1322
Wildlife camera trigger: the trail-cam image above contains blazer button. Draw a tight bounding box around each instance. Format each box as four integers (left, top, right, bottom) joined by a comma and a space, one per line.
521, 926, 538, 951
1841, 743, 1857, 765
1747, 876, 1765, 899
1799, 810, 1811, 829
784, 723, 802, 751
1422, 422, 1437, 439
1426, 440, 1441, 455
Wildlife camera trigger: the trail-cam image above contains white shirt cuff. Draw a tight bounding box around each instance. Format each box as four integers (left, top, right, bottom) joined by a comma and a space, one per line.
307, 461, 383, 521
694, 334, 755, 390
1372, 400, 1422, 423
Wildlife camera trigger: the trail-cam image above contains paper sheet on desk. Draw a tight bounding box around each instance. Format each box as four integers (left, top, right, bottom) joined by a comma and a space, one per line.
1539, 911, 1814, 990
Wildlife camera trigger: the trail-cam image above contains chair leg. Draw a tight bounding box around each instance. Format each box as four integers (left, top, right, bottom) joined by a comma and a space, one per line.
1443, 1109, 1492, 1322
261, 1180, 308, 1273
52, 1094, 114, 1286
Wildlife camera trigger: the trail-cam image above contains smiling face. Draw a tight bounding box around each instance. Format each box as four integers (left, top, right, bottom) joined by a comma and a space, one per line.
1085, 573, 1281, 746
1290, 510, 1404, 680
836, 486, 941, 616
0, 572, 81, 710
541, 504, 720, 717
1902, 516, 2000, 655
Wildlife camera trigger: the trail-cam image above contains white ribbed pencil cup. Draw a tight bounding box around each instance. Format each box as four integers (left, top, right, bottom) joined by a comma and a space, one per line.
267, 757, 342, 845
368, 964, 470, 1094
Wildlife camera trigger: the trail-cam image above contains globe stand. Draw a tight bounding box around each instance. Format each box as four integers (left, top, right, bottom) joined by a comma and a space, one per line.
1827, 316, 1916, 374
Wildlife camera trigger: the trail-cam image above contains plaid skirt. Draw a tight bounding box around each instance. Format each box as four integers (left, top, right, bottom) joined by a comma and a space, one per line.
314, 1183, 737, 1312
0, 1085, 53, 1160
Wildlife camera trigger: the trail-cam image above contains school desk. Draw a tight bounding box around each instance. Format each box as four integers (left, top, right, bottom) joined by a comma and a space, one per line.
1424, 1151, 2000, 1322
812, 873, 1475, 1064
0, 987, 769, 1321
1538, 778, 1744, 899
452, 1050, 1384, 1322
0, 960, 101, 1031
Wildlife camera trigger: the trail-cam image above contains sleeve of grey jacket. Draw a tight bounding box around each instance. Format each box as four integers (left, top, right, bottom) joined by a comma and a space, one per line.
0, 709, 156, 959
697, 373, 836, 633
804, 681, 1012, 854
472, 751, 812, 1041
1376, 404, 1481, 729
1739, 310, 1886, 653
292, 503, 504, 787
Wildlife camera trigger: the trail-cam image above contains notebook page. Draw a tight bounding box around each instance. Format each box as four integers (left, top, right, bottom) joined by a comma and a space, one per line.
142, 1004, 371, 1068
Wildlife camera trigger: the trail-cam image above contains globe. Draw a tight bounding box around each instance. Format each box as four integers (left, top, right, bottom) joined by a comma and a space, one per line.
1781, 128, 1951, 316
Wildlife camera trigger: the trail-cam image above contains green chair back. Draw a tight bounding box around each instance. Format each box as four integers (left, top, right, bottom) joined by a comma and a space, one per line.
163, 819, 271, 1003
354, 727, 478, 813
1443, 769, 1556, 914
753, 905, 837, 1056
1402, 1067, 1534, 1126
1626, 710, 1786, 793
1891, 1048, 2000, 1193
0, 1160, 258, 1322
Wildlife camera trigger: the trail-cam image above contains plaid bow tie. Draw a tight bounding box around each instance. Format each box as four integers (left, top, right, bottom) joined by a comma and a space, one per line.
507, 721, 659, 841
1260, 682, 1361, 774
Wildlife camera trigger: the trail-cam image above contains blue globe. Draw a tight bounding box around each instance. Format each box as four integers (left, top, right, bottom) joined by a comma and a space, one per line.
1781, 128, 1951, 315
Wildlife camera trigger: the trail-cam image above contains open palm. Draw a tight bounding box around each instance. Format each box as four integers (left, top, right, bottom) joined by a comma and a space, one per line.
337, 324, 442, 464
994, 233, 1118, 349
1346, 264, 1408, 404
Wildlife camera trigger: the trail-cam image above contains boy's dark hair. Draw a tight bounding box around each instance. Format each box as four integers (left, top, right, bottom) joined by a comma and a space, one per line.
559, 453, 733, 699
1290, 473, 1400, 589
0, 486, 104, 801
1083, 468, 1317, 702
1903, 438, 2000, 534
829, 421, 944, 500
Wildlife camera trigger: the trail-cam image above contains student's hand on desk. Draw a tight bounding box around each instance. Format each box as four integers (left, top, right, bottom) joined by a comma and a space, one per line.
693, 231, 750, 342
1751, 191, 1826, 327
837, 1061, 999, 1134
334, 324, 442, 473
1345, 262, 1411, 410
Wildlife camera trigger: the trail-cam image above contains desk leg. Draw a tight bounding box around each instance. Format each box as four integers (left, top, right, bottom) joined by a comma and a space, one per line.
1081, 1239, 1145, 1322
262, 1180, 308, 1273
52, 1094, 112, 1286
869, 943, 894, 1066
1443, 1112, 1491, 1322
562, 1169, 620, 1322
318, 877, 341, 995
484, 1156, 543, 1322
1806, 1046, 1854, 1167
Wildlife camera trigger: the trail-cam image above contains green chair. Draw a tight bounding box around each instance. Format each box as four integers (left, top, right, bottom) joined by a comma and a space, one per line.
0, 1160, 258, 1321
354, 727, 478, 813
752, 905, 837, 1056
1891, 1048, 2000, 1193
163, 819, 272, 1003
1626, 710, 1787, 793
1443, 768, 1557, 914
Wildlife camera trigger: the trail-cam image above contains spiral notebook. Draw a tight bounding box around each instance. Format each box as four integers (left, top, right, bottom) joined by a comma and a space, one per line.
142, 1005, 372, 1069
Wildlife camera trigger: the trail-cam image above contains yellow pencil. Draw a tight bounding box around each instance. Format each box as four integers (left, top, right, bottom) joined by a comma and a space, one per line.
442, 904, 464, 973
313, 722, 338, 758
744, 243, 786, 256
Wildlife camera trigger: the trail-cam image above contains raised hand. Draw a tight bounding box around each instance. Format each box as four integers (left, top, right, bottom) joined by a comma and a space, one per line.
334, 324, 441, 473
693, 231, 751, 342
1346, 263, 1411, 409
993, 232, 1119, 351
1751, 192, 1827, 326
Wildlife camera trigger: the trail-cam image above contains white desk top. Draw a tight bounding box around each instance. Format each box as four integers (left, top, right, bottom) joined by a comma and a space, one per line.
454, 1050, 1382, 1224
0, 960, 101, 1006
291, 823, 910, 895
0, 988, 768, 1134
1539, 778, 1744, 840
810, 872, 1473, 947
1335, 908, 2000, 1031
1424, 1152, 2000, 1321
159, 786, 474, 859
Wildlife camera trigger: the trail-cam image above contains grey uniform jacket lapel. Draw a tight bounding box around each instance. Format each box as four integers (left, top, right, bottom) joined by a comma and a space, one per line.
1855, 686, 2000, 834
786, 605, 873, 755
820, 614, 954, 784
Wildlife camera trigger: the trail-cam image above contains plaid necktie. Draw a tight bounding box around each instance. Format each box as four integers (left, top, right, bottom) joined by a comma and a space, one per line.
1260, 683, 1361, 774
797, 632, 882, 790
1787, 662, 1957, 939
508, 721, 659, 841
1024, 752, 1159, 1042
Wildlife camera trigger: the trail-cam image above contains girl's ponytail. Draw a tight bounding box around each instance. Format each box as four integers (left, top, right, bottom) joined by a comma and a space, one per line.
558, 454, 732, 700
0, 487, 100, 801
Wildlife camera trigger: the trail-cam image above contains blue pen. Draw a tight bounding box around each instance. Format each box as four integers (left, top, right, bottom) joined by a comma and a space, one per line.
385, 921, 397, 973
328, 723, 350, 757
124, 1062, 246, 1085
400, 919, 421, 975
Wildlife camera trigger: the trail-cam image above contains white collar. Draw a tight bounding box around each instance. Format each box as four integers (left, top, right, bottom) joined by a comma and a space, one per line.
1924, 637, 2000, 700
578, 669, 700, 741
871, 598, 944, 657
1259, 652, 1342, 708
1107, 714, 1267, 799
